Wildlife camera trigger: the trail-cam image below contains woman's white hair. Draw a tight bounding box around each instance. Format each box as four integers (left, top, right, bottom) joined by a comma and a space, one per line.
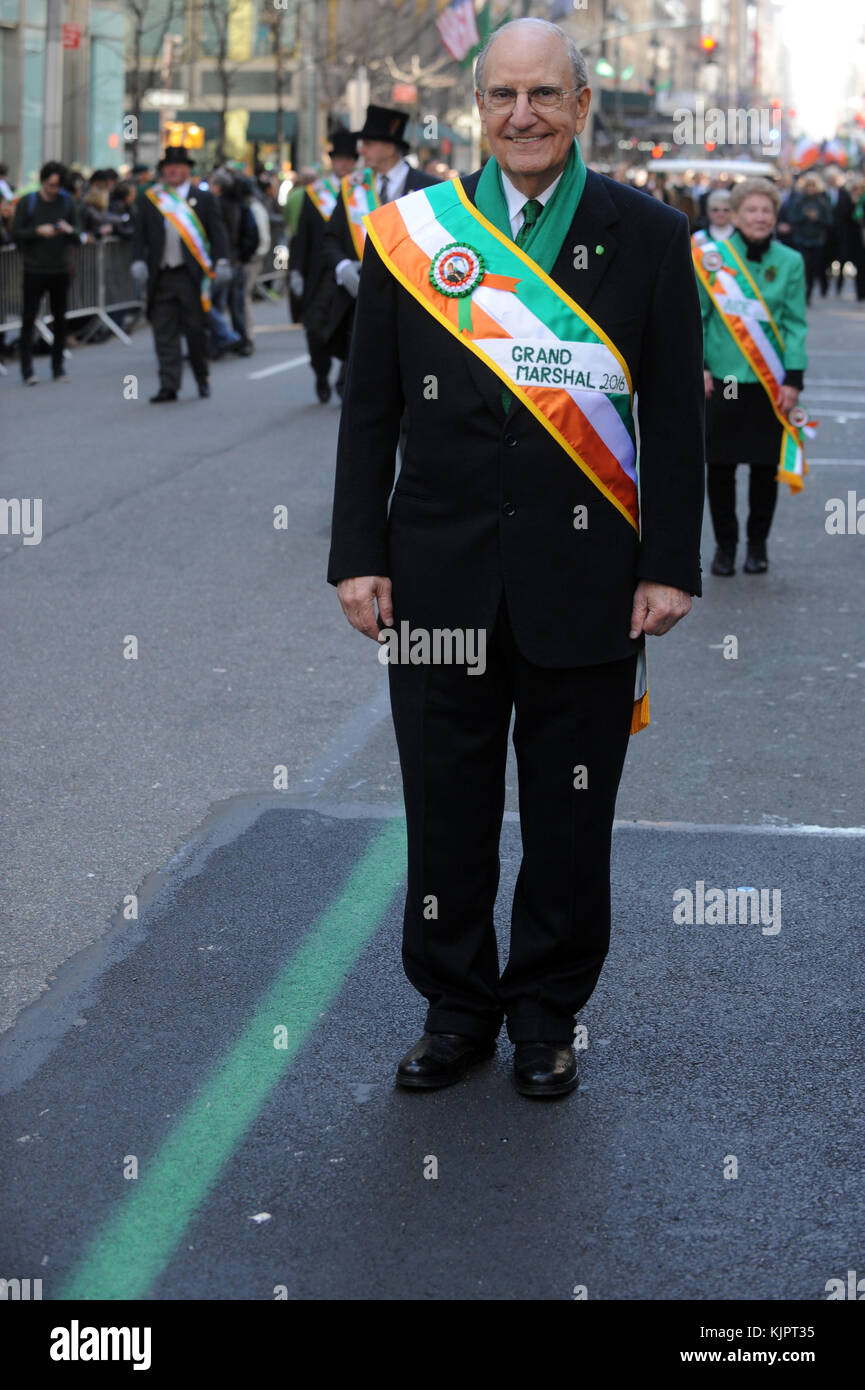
474, 17, 589, 94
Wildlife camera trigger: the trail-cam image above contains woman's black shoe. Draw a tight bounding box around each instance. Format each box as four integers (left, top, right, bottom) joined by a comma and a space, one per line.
711, 547, 735, 576
744, 543, 768, 573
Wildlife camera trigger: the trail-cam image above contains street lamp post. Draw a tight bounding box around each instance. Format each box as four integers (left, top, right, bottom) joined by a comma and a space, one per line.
43, 0, 63, 161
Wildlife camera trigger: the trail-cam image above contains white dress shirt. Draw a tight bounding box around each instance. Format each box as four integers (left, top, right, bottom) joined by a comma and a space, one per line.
376, 158, 411, 204
500, 168, 564, 240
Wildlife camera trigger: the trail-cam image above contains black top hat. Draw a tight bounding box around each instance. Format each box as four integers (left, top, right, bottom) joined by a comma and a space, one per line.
328, 127, 360, 159
358, 105, 410, 153
159, 147, 196, 169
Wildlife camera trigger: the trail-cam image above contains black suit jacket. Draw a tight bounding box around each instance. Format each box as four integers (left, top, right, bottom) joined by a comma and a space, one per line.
131, 185, 229, 313
327, 168, 705, 668
290, 191, 329, 320
322, 167, 439, 356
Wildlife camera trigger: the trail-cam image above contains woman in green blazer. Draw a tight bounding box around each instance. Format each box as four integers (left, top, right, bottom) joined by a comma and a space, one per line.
698, 177, 808, 575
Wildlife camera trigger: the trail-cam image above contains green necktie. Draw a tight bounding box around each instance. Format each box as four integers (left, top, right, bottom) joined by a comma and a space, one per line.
515, 197, 542, 247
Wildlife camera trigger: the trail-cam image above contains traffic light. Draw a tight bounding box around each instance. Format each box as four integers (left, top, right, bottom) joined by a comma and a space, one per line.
164, 120, 204, 150
700, 35, 718, 61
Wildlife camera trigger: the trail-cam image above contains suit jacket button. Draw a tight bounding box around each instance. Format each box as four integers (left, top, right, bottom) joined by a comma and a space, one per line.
502, 501, 516, 516
504, 433, 517, 447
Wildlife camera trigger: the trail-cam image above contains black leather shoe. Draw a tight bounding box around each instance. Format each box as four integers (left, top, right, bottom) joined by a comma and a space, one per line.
711, 547, 735, 576
396, 1031, 497, 1089
315, 377, 332, 403
513, 1042, 579, 1097
198, 381, 211, 398
744, 542, 768, 573
149, 388, 178, 403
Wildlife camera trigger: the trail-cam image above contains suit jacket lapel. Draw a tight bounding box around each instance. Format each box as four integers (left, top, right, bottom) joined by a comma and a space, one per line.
550, 169, 621, 316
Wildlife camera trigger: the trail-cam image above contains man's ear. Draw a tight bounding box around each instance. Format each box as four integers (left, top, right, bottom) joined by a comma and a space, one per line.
574, 86, 592, 135
475, 89, 487, 134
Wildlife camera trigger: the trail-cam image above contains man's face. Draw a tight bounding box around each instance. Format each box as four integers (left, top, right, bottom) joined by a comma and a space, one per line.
708, 200, 731, 227
476, 28, 590, 188
162, 161, 188, 187
331, 155, 357, 179
41, 173, 61, 200
359, 139, 400, 174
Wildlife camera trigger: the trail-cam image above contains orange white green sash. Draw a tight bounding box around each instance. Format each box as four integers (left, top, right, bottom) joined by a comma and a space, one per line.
341, 170, 379, 258
364, 176, 650, 734
147, 183, 214, 311
363, 177, 639, 531
693, 231, 814, 492
307, 175, 339, 221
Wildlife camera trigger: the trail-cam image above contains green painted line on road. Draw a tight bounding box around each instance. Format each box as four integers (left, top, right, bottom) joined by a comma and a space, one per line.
59, 815, 407, 1301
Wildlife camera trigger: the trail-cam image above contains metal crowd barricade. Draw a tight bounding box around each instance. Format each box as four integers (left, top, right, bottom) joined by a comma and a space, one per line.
0, 238, 143, 375
254, 258, 288, 301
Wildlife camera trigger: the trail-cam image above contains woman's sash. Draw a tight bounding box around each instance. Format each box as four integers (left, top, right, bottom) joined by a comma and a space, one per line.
693, 232, 815, 491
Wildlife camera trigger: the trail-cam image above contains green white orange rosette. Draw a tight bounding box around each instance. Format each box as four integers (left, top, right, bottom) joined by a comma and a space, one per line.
428, 241, 519, 331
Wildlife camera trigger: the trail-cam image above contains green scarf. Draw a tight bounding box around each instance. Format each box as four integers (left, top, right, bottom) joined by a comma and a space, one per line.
474, 136, 587, 270
474, 137, 587, 413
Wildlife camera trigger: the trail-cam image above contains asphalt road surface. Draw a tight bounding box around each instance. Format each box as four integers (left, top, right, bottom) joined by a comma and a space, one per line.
2, 283, 864, 1301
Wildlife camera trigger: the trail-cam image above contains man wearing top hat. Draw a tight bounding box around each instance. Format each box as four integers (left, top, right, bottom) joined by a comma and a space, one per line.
289, 128, 360, 403
322, 105, 439, 369
327, 19, 704, 1097
131, 147, 231, 403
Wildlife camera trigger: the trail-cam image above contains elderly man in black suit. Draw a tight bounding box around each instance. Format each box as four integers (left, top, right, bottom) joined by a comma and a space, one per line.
327, 18, 704, 1098
131, 147, 230, 403
289, 128, 360, 403
321, 105, 439, 380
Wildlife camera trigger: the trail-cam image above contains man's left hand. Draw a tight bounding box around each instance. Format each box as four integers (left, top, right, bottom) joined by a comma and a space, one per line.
779, 385, 800, 415
629, 581, 691, 640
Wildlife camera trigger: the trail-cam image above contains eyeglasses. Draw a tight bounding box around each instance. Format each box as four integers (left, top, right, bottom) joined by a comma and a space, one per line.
480, 85, 579, 114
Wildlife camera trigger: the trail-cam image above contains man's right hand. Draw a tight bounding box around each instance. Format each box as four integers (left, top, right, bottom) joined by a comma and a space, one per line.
131, 259, 149, 287
35, 224, 56, 238
336, 576, 393, 640
703, 369, 714, 398
336, 260, 362, 298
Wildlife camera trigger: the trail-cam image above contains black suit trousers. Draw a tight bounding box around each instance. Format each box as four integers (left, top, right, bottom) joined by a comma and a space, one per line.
388, 595, 637, 1043
151, 266, 208, 391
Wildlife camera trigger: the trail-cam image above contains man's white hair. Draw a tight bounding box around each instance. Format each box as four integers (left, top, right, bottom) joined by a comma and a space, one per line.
474, 17, 589, 94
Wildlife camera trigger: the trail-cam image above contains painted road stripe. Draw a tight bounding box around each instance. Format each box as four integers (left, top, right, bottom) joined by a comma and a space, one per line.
59, 815, 407, 1301
247, 354, 310, 380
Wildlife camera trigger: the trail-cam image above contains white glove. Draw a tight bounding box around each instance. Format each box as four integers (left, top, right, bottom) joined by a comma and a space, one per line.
337, 259, 361, 298
213, 260, 233, 289
131, 259, 148, 286
289, 269, 304, 297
